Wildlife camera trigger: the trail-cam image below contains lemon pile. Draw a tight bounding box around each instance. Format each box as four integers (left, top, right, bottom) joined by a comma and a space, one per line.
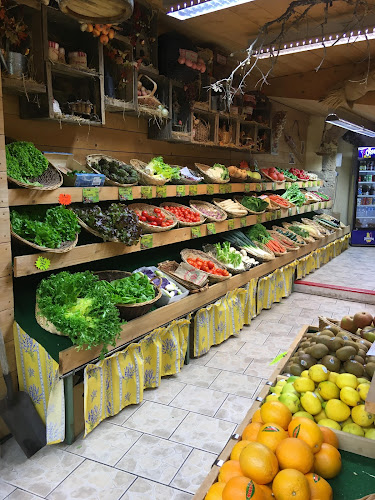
268, 366, 375, 439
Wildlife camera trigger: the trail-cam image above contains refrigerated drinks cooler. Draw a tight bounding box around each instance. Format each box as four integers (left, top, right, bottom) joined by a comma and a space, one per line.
352, 147, 375, 246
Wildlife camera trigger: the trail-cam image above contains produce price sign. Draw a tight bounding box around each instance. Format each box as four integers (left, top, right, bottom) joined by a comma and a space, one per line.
256, 214, 263, 223
206, 184, 215, 195
265, 212, 272, 222
276, 210, 282, 219
118, 187, 133, 201
219, 184, 227, 194
256, 184, 262, 192
225, 184, 232, 194
272, 182, 276, 190
262, 182, 268, 191
285, 182, 291, 188
189, 185, 198, 197
207, 223, 216, 235
288, 208, 293, 217
35, 256, 51, 271
141, 186, 153, 199
140, 234, 153, 250
318, 202, 322, 209
244, 184, 251, 193
228, 219, 235, 230
58, 193, 72, 206
82, 187, 99, 203
191, 226, 202, 239
240, 217, 247, 228
156, 186, 167, 198
176, 185, 186, 197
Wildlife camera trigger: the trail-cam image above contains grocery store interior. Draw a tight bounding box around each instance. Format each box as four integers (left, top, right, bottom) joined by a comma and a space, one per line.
0, 1, 374, 499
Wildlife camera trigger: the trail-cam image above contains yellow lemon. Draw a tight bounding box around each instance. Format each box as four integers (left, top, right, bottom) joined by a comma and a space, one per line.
301, 391, 322, 415
272, 386, 283, 395
357, 378, 370, 385
276, 379, 287, 387
309, 364, 329, 383
341, 417, 353, 427
340, 387, 360, 407
328, 372, 339, 384
281, 383, 299, 396
357, 383, 370, 401
293, 411, 315, 421
352, 405, 375, 427
314, 409, 327, 423
318, 418, 341, 430
294, 377, 315, 393
365, 428, 375, 440
317, 381, 340, 400
336, 373, 358, 390
301, 370, 310, 378
266, 393, 279, 402
342, 423, 365, 436
325, 399, 351, 422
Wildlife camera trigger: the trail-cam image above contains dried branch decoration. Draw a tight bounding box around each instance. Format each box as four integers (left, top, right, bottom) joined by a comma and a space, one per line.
211, 0, 374, 107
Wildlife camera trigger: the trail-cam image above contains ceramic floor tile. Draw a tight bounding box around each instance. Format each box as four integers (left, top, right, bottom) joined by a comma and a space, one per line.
122, 401, 188, 438
116, 434, 191, 485
188, 350, 216, 366
66, 421, 142, 466
170, 449, 216, 494
0, 481, 16, 499
174, 364, 221, 388
169, 412, 236, 454
214, 394, 253, 424
236, 342, 280, 361
47, 460, 135, 500
0, 439, 83, 497
5, 491, 42, 500
244, 358, 277, 379
209, 371, 262, 398
264, 335, 294, 350
206, 351, 253, 374
142, 380, 186, 404
252, 321, 293, 336
238, 329, 269, 345
169, 384, 227, 417
121, 478, 192, 500
109, 402, 145, 426
210, 336, 245, 354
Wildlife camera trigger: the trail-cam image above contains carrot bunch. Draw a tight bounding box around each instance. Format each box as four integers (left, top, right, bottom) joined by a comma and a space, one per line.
265, 239, 286, 254
81, 23, 116, 45
268, 194, 290, 207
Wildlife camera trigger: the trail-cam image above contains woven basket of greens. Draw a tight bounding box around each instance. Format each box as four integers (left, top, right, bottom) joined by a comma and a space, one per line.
203, 242, 257, 274
10, 206, 80, 253
86, 154, 138, 187
130, 157, 180, 186
234, 195, 268, 215
194, 163, 230, 184
6, 142, 63, 190
282, 222, 315, 243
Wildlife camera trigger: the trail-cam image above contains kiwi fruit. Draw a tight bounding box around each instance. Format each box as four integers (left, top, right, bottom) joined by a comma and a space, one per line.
358, 348, 367, 359
300, 342, 311, 350
353, 355, 365, 364
299, 354, 316, 369
344, 360, 364, 377
313, 335, 334, 347
343, 340, 359, 352
326, 325, 341, 335
357, 339, 371, 351
321, 355, 341, 372
321, 329, 336, 338
309, 344, 329, 359
336, 346, 356, 361
337, 332, 352, 341
327, 337, 345, 352
365, 362, 375, 378
290, 364, 303, 376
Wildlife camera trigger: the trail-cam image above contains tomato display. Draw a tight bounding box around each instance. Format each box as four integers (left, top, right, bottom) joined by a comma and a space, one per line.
135, 208, 174, 227
186, 257, 230, 276
163, 205, 201, 223
261, 167, 284, 182
289, 168, 309, 180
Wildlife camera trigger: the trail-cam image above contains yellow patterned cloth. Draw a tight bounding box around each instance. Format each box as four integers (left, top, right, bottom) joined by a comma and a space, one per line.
13, 323, 65, 445
84, 317, 190, 436
257, 262, 297, 314
243, 278, 259, 325
193, 288, 247, 357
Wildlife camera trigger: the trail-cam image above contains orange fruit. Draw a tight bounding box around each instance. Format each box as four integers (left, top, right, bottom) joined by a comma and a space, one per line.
272, 469, 310, 500
257, 423, 288, 452
231, 440, 251, 461
288, 417, 323, 453
259, 484, 273, 499
222, 476, 265, 500
253, 408, 264, 423
205, 481, 226, 500
305, 472, 333, 500
275, 437, 314, 474
242, 422, 262, 442
319, 426, 339, 449
239, 442, 279, 484
313, 443, 342, 479
260, 401, 292, 430
218, 460, 245, 483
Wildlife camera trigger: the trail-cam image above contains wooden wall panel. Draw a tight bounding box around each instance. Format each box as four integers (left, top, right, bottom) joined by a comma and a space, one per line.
0, 308, 14, 343
0, 243, 12, 277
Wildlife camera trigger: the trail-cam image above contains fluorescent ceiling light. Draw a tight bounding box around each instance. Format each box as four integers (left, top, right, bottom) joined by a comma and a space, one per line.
256, 27, 375, 58
326, 114, 375, 138
167, 0, 255, 20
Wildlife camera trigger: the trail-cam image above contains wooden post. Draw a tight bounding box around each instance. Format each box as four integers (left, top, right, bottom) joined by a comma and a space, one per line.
0, 69, 16, 439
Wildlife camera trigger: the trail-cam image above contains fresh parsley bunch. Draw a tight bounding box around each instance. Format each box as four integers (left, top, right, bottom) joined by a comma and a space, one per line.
6, 142, 48, 184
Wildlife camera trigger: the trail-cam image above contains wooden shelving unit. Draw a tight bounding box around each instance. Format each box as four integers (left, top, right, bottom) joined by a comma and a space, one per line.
1, 76, 46, 95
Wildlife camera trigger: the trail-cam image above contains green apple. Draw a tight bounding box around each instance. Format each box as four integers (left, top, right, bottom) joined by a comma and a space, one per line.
279, 393, 300, 413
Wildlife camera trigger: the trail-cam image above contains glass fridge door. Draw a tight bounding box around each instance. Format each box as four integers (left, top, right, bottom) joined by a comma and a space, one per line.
352, 147, 375, 245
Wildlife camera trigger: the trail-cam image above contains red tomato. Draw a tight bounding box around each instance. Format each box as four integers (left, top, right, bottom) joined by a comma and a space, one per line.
207, 261, 214, 270
139, 216, 147, 222
141, 210, 148, 217
154, 208, 161, 214
150, 221, 158, 226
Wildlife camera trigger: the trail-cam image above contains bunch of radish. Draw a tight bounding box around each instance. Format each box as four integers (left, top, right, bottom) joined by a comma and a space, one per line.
177, 56, 206, 73
80, 23, 115, 46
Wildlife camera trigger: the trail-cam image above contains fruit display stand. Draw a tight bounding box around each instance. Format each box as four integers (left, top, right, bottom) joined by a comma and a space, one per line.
193, 324, 375, 500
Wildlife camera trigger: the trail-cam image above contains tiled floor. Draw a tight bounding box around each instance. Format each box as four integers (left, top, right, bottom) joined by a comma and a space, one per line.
1, 248, 374, 499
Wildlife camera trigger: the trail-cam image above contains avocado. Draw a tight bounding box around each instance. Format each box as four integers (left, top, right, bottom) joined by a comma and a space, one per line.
309, 344, 329, 359
344, 360, 364, 377
336, 346, 357, 361
321, 355, 341, 372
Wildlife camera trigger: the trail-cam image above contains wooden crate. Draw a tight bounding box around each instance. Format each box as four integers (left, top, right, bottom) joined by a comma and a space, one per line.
193, 324, 375, 500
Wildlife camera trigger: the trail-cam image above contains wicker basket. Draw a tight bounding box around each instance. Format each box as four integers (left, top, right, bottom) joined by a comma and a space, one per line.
11, 228, 79, 253
268, 195, 295, 209
301, 218, 331, 236
8, 163, 63, 190
194, 163, 230, 184
35, 304, 65, 336
193, 118, 210, 143
129, 159, 168, 186
282, 222, 315, 243
128, 203, 178, 233
95, 270, 162, 320
58, 0, 132, 24
202, 243, 253, 275
318, 316, 363, 340
272, 226, 306, 246
158, 260, 209, 293
268, 230, 300, 251
234, 195, 267, 215
170, 166, 203, 185
260, 170, 284, 183
241, 241, 275, 262
74, 215, 124, 243
189, 200, 227, 222
160, 202, 205, 227
180, 249, 231, 283
212, 198, 248, 218
137, 74, 160, 109
86, 154, 138, 187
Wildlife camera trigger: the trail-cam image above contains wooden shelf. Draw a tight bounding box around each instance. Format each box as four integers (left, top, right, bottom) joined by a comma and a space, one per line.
2, 76, 46, 95
105, 96, 135, 113
12, 200, 332, 278
8, 180, 325, 206
57, 224, 349, 374
50, 62, 101, 79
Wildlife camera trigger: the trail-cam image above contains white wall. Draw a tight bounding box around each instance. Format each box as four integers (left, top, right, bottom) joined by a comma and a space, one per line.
305, 115, 325, 172
333, 138, 355, 225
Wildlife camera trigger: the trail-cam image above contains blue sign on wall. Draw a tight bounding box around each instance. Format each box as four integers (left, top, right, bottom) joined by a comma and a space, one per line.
351, 229, 375, 245
358, 147, 375, 159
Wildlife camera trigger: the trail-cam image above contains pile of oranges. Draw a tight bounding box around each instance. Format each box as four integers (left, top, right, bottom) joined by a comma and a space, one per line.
81, 23, 116, 45
206, 401, 342, 500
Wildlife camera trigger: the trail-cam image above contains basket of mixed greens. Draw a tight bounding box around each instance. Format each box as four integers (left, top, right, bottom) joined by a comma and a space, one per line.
130, 157, 180, 185
203, 242, 258, 274
282, 222, 315, 243
86, 154, 138, 187
235, 195, 269, 215
10, 205, 81, 253
95, 270, 162, 320
194, 163, 230, 184
134, 267, 189, 306
73, 203, 142, 244
6, 141, 63, 190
